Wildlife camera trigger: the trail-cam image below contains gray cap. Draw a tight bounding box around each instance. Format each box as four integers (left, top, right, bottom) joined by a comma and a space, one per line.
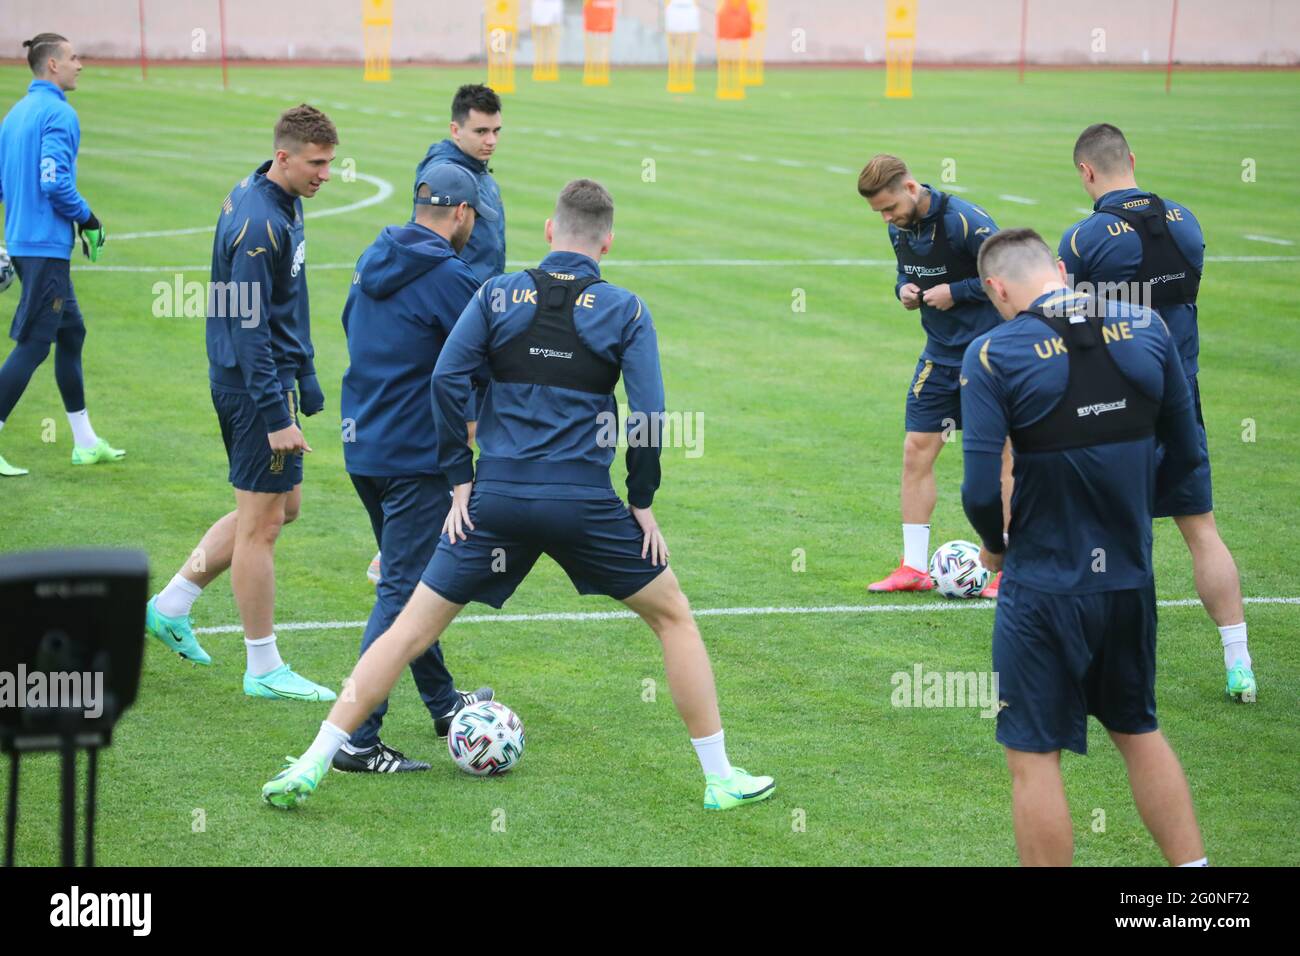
414, 163, 499, 222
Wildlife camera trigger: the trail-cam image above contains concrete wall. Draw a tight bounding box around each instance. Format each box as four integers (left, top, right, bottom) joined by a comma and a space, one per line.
3, 1, 1297, 66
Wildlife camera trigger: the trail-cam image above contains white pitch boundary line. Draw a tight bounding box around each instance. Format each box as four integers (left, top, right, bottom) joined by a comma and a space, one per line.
192, 595, 1300, 635
111, 172, 394, 241
998, 194, 1039, 205
1242, 234, 1294, 246
75, 255, 1300, 274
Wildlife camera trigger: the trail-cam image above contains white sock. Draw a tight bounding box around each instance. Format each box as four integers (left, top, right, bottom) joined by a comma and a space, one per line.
66, 408, 99, 449
903, 523, 930, 571
155, 573, 202, 618
690, 729, 732, 779
245, 634, 284, 676
0, 419, 5, 432
1177, 857, 1209, 867
1218, 622, 1249, 670
303, 721, 350, 766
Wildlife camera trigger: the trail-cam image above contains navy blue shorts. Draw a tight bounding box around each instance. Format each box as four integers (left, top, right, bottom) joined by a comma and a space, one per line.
8, 256, 83, 344
993, 577, 1158, 755
421, 491, 667, 609
211, 385, 303, 493
1154, 375, 1213, 517
905, 357, 962, 433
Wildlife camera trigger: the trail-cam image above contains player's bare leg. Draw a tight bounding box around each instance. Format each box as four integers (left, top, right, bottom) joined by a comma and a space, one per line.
1108, 729, 1206, 865
326, 582, 464, 732
181, 484, 303, 589
618, 566, 771, 809
147, 486, 303, 665
1173, 511, 1254, 701
622, 568, 721, 738
1175, 512, 1244, 625
1005, 748, 1073, 866
230, 488, 290, 639
870, 430, 945, 591
901, 430, 944, 525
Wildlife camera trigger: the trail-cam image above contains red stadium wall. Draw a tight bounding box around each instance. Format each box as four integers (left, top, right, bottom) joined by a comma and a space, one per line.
1, 0, 1296, 66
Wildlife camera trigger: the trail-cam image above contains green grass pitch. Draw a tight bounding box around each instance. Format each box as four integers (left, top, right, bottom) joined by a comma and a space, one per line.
1, 63, 1297, 866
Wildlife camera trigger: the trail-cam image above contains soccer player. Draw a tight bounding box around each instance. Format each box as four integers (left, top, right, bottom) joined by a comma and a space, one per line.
413, 84, 506, 285
857, 155, 1009, 597
262, 179, 774, 811
360, 83, 508, 584
333, 165, 497, 773
143, 105, 336, 702
0, 33, 119, 477
961, 229, 1207, 866
1060, 123, 1255, 702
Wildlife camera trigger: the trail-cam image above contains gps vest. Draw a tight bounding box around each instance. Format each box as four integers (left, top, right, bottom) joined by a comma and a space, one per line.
1009, 300, 1161, 454
893, 193, 979, 291
489, 269, 621, 395
1095, 193, 1201, 310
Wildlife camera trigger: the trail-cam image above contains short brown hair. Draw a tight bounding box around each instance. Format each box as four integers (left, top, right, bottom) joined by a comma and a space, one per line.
1073, 123, 1130, 176
23, 33, 68, 75
857, 154, 909, 198
274, 104, 338, 152
976, 228, 1056, 285
554, 179, 614, 244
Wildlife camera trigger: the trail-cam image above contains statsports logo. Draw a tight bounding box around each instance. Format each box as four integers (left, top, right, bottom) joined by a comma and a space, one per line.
1076, 399, 1127, 417
529, 347, 573, 360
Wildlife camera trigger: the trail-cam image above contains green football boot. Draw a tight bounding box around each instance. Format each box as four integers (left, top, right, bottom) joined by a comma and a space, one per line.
262, 752, 330, 809
145, 596, 212, 665
244, 663, 337, 702
1226, 660, 1257, 703
703, 767, 776, 811
71, 437, 125, 465
0, 452, 28, 477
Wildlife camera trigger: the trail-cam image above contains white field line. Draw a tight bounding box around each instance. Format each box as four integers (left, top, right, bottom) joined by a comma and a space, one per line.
192, 595, 1300, 635
111, 173, 394, 240
1242, 234, 1294, 246
998, 194, 1039, 205
76, 255, 1300, 274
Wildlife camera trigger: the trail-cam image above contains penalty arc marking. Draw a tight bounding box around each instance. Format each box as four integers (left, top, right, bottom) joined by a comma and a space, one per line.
110, 172, 395, 241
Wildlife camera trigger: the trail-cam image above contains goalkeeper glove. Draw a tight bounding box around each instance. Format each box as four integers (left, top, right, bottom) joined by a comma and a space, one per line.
78, 213, 106, 263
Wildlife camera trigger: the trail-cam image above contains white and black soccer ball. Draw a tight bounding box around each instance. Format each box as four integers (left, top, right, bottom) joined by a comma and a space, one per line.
447, 700, 525, 776
0, 246, 14, 293
929, 540, 992, 599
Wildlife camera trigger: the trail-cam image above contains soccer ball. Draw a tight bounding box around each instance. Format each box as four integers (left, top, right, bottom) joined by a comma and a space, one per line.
928, 540, 992, 599
0, 246, 14, 293
447, 700, 525, 776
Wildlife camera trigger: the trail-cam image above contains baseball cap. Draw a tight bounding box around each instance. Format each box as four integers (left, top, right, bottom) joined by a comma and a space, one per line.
414, 164, 499, 222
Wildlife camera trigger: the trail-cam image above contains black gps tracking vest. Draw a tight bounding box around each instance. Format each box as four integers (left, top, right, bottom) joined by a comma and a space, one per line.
1009, 301, 1161, 454
892, 193, 979, 291
1096, 193, 1201, 310
489, 269, 622, 395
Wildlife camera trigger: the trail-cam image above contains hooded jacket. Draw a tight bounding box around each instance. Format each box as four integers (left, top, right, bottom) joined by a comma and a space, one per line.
413, 139, 506, 284
340, 223, 481, 477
